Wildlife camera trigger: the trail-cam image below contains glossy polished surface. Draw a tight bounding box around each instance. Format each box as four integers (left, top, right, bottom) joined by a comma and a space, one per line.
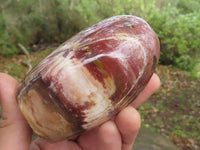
17, 15, 160, 142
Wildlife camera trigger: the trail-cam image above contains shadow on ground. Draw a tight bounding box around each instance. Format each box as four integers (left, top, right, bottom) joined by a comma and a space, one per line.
133, 126, 180, 150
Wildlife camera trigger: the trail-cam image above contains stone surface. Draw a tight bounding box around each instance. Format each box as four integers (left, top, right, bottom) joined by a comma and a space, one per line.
132, 126, 181, 150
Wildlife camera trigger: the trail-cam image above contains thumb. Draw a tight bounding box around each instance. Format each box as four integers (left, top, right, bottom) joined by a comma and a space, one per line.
0, 73, 32, 150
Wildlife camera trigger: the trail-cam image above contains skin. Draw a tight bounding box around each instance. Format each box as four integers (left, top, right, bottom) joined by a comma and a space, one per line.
0, 73, 160, 150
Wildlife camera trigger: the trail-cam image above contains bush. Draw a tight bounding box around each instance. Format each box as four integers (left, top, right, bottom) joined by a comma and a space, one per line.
0, 0, 88, 56
0, 0, 199, 71
145, 2, 200, 71
159, 12, 200, 70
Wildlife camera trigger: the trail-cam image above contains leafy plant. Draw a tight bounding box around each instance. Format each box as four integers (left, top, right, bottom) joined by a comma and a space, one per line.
0, 0, 200, 71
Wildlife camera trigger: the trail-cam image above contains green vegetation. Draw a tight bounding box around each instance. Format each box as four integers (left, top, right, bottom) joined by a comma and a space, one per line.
0, 0, 200, 72
0, 1, 200, 149
138, 65, 200, 149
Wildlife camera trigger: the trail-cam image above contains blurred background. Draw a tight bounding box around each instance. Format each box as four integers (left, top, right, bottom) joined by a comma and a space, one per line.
0, 0, 199, 149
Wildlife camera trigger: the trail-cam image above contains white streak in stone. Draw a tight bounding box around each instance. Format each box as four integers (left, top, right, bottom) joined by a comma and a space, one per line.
32, 34, 147, 130
82, 35, 147, 93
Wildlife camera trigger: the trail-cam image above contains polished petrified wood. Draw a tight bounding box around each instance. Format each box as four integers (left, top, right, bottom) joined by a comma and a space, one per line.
17, 15, 160, 142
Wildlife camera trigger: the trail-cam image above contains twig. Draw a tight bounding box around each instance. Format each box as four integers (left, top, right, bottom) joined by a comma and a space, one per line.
18, 43, 32, 73
69, 0, 74, 9
38, 0, 43, 13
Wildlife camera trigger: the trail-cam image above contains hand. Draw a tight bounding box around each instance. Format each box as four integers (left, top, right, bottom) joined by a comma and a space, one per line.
0, 73, 160, 150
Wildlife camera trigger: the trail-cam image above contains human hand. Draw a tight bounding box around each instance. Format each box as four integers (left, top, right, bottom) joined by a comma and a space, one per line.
0, 73, 160, 150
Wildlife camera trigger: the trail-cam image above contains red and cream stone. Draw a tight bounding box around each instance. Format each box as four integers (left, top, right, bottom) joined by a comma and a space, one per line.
17, 15, 160, 142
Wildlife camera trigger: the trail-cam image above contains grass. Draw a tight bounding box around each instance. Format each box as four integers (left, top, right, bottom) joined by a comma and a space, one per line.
0, 49, 199, 150
0, 48, 54, 81
138, 65, 200, 149
6, 63, 23, 77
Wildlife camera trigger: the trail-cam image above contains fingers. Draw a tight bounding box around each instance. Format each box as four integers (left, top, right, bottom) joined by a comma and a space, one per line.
79, 108, 140, 150
131, 73, 161, 108
78, 123, 121, 150
78, 127, 99, 150
97, 121, 121, 150
115, 106, 141, 150
0, 73, 21, 122
78, 121, 122, 150
30, 138, 81, 150
0, 73, 32, 150
95, 107, 141, 150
